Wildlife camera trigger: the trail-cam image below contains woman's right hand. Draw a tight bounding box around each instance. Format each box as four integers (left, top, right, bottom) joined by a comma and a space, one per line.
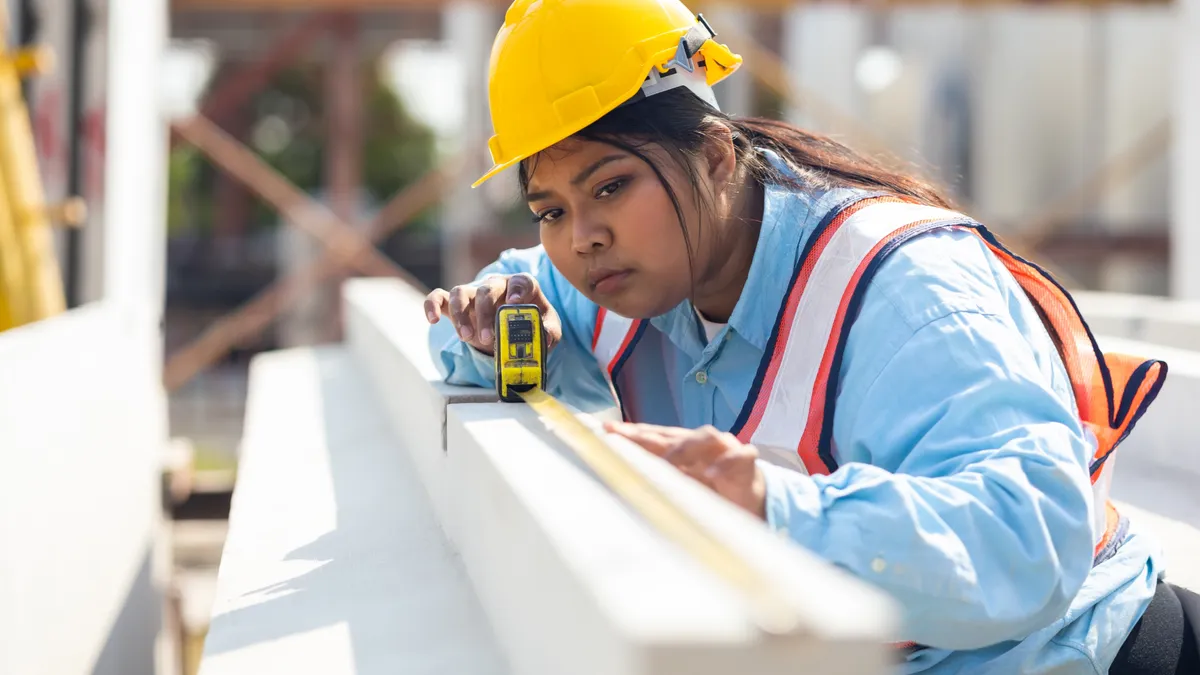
424, 273, 563, 357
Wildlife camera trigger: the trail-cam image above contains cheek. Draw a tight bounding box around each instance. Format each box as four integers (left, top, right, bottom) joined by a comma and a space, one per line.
539, 226, 578, 278
612, 181, 689, 269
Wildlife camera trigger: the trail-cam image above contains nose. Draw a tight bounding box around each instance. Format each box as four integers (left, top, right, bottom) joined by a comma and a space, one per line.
571, 212, 611, 255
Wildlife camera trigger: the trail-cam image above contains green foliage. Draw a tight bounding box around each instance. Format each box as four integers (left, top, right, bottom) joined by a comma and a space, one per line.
166, 145, 210, 236
166, 62, 439, 238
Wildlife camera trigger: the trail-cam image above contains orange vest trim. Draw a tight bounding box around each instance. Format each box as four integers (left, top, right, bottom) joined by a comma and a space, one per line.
587, 192, 1167, 576
588, 192, 1167, 649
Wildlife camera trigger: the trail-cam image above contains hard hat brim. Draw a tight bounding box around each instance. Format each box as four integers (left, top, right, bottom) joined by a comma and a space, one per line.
472, 161, 515, 189
472, 38, 742, 189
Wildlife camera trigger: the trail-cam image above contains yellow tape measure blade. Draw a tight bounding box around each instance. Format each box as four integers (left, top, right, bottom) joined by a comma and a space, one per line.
517, 388, 801, 636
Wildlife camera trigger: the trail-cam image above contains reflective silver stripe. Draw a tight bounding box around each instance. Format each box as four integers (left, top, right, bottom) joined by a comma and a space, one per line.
746, 202, 960, 456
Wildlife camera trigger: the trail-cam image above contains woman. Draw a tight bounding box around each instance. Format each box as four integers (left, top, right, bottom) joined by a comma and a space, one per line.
424, 1, 1195, 672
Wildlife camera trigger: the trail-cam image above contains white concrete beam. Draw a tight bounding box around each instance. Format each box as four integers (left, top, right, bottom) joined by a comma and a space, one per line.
447, 402, 897, 675
340, 278, 900, 674
343, 279, 497, 530
0, 305, 164, 675
1102, 336, 1200, 523
441, 2, 501, 287
200, 347, 508, 675
104, 0, 169, 361
1072, 290, 1200, 350
1101, 336, 1200, 591
1174, 0, 1200, 299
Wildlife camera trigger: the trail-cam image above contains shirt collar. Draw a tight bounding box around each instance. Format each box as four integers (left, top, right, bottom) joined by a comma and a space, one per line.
723, 176, 812, 351
650, 149, 852, 355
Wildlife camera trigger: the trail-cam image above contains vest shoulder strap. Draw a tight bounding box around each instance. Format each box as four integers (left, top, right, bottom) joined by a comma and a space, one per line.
730, 195, 969, 474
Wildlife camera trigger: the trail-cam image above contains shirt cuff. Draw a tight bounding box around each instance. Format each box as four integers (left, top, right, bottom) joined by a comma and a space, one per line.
466, 342, 495, 372
757, 459, 821, 540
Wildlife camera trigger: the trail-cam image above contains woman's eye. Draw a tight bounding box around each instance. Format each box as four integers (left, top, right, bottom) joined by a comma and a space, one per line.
596, 179, 625, 199
533, 209, 563, 225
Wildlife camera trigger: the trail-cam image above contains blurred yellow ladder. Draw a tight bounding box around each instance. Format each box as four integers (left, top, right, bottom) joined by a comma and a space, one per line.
0, 7, 77, 332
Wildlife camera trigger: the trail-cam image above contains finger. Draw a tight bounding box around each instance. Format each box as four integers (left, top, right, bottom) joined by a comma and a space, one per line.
448, 286, 476, 342
605, 422, 677, 457
505, 273, 537, 305
516, 273, 560, 334
704, 445, 758, 484
474, 276, 508, 345
540, 304, 563, 352
606, 420, 688, 443
664, 426, 727, 470
504, 273, 565, 351
604, 420, 691, 439
675, 461, 717, 490
424, 289, 450, 323
704, 446, 765, 518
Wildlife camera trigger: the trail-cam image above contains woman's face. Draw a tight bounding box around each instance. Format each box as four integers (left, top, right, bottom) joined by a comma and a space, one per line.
524, 139, 705, 319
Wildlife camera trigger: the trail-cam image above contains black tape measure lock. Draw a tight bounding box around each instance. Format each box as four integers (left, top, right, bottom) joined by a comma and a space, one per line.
494, 304, 548, 402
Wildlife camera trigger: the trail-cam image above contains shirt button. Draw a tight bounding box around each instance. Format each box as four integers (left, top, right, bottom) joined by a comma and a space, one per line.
871, 557, 887, 574
695, 371, 708, 385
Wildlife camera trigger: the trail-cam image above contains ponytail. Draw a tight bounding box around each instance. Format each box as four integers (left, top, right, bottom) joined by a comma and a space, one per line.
730, 116, 955, 209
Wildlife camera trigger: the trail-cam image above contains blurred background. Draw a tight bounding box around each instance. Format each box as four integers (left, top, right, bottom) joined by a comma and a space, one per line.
0, 0, 1194, 674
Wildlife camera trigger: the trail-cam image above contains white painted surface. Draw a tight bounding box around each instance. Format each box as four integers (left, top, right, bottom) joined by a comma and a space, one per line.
340, 278, 898, 673
77, 0, 111, 306
1100, 336, 1200, 480
1073, 291, 1200, 350
782, 5, 868, 135
1097, 8, 1172, 225
104, 0, 168, 348
1097, 7, 1172, 295
1098, 335, 1200, 592
973, 8, 1094, 227
211, 278, 1200, 674
778, 6, 1171, 245
447, 403, 897, 675
0, 304, 165, 675
441, 2, 501, 286
200, 346, 507, 675
343, 278, 497, 533
1175, 0, 1200, 299
1115, 501, 1200, 592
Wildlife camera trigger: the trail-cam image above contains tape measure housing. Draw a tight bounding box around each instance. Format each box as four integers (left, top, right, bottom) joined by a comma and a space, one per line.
494, 304, 547, 402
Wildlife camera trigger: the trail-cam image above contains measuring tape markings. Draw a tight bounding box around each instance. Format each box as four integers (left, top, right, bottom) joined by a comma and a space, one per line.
516, 387, 805, 636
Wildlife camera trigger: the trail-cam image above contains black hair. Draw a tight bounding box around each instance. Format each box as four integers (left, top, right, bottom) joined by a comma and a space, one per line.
518, 87, 954, 284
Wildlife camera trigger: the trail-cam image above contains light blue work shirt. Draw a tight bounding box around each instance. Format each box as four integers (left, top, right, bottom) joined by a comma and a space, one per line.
428, 161, 1161, 673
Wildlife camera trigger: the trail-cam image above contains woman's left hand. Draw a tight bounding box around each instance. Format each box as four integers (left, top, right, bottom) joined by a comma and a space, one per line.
603, 421, 767, 521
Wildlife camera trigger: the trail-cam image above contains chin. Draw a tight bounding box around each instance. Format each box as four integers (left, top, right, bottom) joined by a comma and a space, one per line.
596, 293, 676, 320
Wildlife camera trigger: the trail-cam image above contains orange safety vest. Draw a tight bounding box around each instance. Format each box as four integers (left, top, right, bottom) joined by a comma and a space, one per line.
591, 193, 1167, 570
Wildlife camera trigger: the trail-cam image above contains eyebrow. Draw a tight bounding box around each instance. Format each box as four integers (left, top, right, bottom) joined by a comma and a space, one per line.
525, 153, 628, 202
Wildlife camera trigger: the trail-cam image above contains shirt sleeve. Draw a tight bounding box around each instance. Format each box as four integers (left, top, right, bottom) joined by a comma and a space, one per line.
758, 304, 1096, 650
427, 246, 618, 413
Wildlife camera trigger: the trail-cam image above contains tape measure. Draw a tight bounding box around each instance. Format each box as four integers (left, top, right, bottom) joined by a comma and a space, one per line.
493, 304, 800, 636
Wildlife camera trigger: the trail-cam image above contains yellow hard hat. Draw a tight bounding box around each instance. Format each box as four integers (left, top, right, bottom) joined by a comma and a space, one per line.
473, 0, 743, 187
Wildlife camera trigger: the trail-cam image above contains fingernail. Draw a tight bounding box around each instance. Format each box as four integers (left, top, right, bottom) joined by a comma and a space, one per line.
426, 312, 436, 322
480, 328, 493, 342
460, 326, 474, 340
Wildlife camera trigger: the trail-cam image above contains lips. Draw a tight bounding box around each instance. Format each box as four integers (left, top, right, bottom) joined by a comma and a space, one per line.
587, 268, 633, 295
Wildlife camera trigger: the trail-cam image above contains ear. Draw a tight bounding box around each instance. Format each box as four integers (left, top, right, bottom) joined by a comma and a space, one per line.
701, 123, 738, 187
